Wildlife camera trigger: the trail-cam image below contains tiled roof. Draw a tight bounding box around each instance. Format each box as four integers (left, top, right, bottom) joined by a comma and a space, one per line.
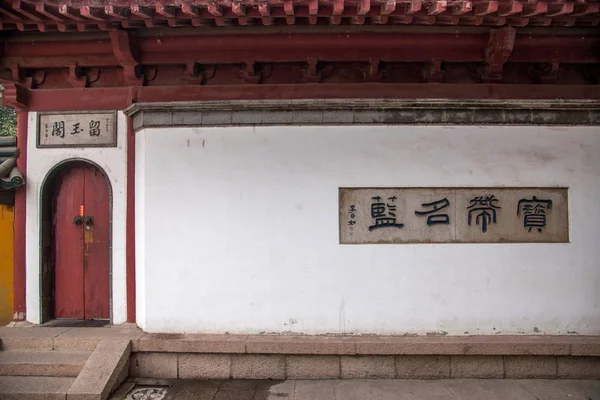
0, 0, 598, 31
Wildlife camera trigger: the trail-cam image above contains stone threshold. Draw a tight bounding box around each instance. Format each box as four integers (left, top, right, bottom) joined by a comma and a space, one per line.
133, 334, 600, 356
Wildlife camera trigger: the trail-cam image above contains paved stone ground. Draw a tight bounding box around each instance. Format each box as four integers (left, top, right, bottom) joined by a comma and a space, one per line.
113, 379, 600, 400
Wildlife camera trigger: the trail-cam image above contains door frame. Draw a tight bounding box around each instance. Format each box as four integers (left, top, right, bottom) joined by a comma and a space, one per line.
39, 158, 113, 324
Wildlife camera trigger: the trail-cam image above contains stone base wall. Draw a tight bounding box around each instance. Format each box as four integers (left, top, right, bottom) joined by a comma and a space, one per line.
130, 353, 600, 380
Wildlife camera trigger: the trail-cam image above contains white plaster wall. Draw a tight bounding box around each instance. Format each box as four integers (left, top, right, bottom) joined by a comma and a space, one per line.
136, 125, 600, 335
26, 111, 128, 324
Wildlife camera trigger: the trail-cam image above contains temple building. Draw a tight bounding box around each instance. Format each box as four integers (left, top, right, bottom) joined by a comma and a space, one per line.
0, 0, 598, 336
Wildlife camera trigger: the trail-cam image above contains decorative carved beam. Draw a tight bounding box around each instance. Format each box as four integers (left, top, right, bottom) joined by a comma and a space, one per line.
303, 57, 321, 82
422, 58, 443, 82
572, 2, 599, 16
58, 5, 85, 22
0, 5, 23, 21
309, 0, 318, 24
12, 1, 42, 22
363, 58, 383, 82
109, 30, 143, 86
358, 0, 371, 15
35, 3, 65, 21
105, 6, 130, 19
80, 6, 106, 21
453, 1, 472, 15
207, 3, 226, 26
483, 26, 516, 81
406, 0, 422, 14
131, 5, 155, 18
546, 2, 574, 16
180, 4, 203, 26
302, 57, 333, 82
332, 0, 344, 25
427, 1, 447, 15
67, 63, 87, 88
155, 4, 176, 18
183, 62, 216, 84
476, 1, 498, 16
231, 1, 248, 25
238, 59, 264, 83
499, 1, 523, 16
381, 0, 396, 14
0, 82, 29, 110
258, 2, 272, 25
522, 2, 547, 17
284, 0, 295, 24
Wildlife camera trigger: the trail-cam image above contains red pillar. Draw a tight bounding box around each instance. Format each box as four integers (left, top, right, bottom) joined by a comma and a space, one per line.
13, 111, 27, 321
126, 116, 136, 322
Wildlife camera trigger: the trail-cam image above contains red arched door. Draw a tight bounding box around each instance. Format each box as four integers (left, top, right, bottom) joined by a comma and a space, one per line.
52, 163, 110, 320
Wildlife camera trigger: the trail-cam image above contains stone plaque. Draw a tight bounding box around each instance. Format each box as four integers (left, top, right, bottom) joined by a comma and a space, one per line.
340, 188, 568, 244
37, 112, 117, 148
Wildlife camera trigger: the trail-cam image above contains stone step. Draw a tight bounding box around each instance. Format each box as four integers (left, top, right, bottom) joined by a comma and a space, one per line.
0, 376, 75, 400
0, 349, 91, 377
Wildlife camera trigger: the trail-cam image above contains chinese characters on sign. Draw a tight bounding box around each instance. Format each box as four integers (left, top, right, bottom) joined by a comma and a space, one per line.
340, 188, 568, 244
415, 198, 450, 226
467, 195, 500, 233
369, 196, 404, 231
518, 197, 553, 233
38, 112, 117, 148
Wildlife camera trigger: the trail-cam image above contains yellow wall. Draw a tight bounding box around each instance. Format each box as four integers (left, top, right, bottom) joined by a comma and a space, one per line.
0, 204, 14, 326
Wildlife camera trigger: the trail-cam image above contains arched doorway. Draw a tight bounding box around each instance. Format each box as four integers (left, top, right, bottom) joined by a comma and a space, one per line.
40, 160, 112, 323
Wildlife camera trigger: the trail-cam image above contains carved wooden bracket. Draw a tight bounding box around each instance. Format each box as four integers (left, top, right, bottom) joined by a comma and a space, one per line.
529, 59, 561, 83
422, 58, 443, 82
0, 82, 29, 110
363, 58, 384, 82
237, 59, 272, 84
66, 63, 91, 88
331, 0, 344, 25
9, 64, 45, 89
309, 0, 318, 24
184, 62, 216, 85
110, 30, 144, 86
302, 58, 333, 83
482, 26, 516, 82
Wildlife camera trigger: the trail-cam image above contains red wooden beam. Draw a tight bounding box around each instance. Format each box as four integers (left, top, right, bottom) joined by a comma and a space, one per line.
2, 31, 598, 71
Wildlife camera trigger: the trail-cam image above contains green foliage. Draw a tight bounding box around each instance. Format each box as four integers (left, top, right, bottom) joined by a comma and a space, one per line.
0, 87, 17, 136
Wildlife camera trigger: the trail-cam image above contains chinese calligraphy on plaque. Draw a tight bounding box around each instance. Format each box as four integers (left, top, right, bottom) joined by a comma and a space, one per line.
38, 112, 117, 148
339, 188, 568, 244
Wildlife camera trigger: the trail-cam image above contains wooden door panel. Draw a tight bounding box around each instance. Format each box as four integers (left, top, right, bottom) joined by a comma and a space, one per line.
83, 165, 110, 319
53, 166, 85, 319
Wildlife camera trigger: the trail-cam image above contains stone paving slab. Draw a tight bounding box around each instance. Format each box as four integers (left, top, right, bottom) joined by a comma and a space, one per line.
133, 334, 248, 353
0, 349, 91, 377
54, 327, 144, 351
2, 325, 599, 356
114, 379, 600, 400
0, 327, 70, 350
0, 376, 76, 400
